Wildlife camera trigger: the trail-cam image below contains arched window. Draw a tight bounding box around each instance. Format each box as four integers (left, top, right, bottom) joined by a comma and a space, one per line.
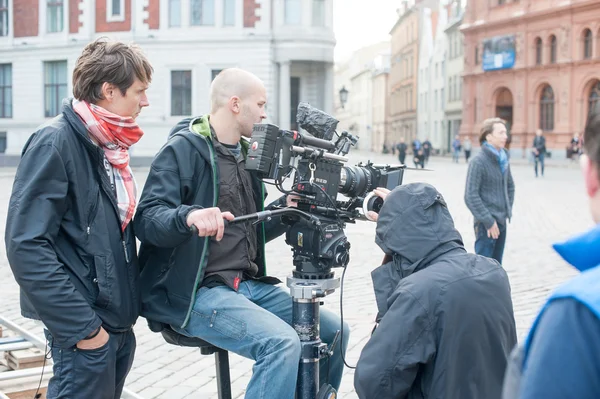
540, 86, 555, 131
589, 81, 600, 117
583, 29, 593, 59
550, 35, 557, 64
535, 37, 543, 65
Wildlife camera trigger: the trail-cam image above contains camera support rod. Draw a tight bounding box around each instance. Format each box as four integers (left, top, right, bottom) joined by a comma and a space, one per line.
291, 146, 349, 163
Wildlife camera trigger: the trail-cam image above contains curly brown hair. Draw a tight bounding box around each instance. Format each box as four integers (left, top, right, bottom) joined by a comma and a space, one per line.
72, 37, 153, 103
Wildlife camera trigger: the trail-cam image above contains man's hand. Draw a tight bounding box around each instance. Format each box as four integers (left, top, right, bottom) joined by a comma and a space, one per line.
366, 187, 391, 222
187, 208, 235, 241
487, 221, 500, 239
76, 327, 109, 350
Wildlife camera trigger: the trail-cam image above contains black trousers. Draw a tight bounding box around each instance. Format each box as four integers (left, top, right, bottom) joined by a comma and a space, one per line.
45, 328, 136, 399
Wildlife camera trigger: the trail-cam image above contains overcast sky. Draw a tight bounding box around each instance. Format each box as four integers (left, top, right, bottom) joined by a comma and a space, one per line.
333, 0, 399, 61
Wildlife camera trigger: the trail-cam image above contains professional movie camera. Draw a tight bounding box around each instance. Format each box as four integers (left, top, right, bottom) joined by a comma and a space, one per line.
225, 103, 405, 399
246, 102, 404, 279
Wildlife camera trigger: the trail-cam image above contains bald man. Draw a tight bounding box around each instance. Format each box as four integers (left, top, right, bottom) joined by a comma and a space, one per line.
134, 68, 349, 398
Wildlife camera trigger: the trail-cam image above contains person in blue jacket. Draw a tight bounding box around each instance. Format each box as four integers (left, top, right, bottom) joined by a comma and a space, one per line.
502, 110, 600, 399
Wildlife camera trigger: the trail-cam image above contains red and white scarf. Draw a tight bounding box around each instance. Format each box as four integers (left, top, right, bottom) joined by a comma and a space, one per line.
73, 100, 144, 231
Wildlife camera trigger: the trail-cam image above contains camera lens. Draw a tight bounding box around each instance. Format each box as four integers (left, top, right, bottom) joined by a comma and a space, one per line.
362, 192, 384, 221
339, 166, 373, 198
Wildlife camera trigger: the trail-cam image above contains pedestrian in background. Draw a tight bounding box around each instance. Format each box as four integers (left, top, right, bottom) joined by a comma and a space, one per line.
423, 138, 432, 165
396, 138, 407, 165
532, 129, 546, 177
502, 111, 600, 399
412, 137, 424, 169
463, 136, 473, 163
452, 135, 461, 163
465, 118, 515, 265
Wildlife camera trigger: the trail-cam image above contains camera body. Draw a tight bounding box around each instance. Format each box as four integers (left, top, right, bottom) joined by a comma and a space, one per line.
246, 103, 405, 278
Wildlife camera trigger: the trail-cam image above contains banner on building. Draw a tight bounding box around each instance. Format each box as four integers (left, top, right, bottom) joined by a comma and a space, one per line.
482, 35, 516, 71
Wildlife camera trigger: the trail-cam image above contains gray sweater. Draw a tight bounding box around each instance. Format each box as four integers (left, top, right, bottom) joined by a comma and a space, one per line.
465, 145, 515, 229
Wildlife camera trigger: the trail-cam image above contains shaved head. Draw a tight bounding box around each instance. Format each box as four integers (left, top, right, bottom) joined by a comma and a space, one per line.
210, 68, 265, 113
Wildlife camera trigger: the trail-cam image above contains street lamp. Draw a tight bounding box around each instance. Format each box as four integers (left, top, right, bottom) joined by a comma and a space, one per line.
339, 86, 349, 109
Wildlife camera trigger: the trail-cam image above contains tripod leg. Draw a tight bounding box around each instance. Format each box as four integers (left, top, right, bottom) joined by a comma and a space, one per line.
294, 299, 321, 399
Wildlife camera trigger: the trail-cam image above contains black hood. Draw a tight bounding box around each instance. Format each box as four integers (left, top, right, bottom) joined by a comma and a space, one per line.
371, 183, 465, 318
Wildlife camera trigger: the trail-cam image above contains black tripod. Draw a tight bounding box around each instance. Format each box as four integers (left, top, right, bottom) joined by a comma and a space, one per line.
225, 208, 348, 399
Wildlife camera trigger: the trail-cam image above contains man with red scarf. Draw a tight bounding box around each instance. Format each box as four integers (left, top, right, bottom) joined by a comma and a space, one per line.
5, 38, 152, 399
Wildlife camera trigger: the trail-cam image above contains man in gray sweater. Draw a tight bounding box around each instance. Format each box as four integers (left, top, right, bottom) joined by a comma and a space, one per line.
465, 118, 515, 264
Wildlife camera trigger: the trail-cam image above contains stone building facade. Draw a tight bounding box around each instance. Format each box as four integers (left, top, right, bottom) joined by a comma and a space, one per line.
461, 0, 600, 158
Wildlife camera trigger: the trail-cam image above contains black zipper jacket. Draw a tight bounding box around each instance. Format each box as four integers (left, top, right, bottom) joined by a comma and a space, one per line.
5, 99, 140, 349
134, 116, 287, 331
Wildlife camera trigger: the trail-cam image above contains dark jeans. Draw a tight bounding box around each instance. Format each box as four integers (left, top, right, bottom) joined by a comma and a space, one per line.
398, 152, 406, 165
534, 153, 545, 176
465, 150, 471, 162
45, 328, 136, 399
474, 221, 507, 265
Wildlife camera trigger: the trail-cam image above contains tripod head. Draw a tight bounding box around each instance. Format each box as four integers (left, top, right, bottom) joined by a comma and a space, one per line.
216, 207, 350, 280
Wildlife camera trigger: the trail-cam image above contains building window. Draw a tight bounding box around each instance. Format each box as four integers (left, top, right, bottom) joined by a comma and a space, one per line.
434, 90, 438, 111
589, 81, 600, 117
550, 35, 557, 64
47, 0, 64, 32
0, 0, 8, 36
449, 77, 453, 101
540, 85, 555, 131
498, 0, 505, 4
223, 0, 235, 26
0, 132, 6, 153
475, 46, 479, 65
441, 88, 444, 109
0, 64, 11, 118
285, 0, 301, 25
312, 0, 325, 26
171, 71, 192, 116
211, 69, 222, 81
583, 28, 593, 59
290, 77, 300, 130
169, 0, 181, 26
535, 37, 542, 65
191, 0, 214, 26
44, 61, 68, 117
107, 0, 124, 20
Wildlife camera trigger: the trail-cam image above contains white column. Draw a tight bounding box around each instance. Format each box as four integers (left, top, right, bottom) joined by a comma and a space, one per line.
323, 62, 334, 115
279, 61, 291, 129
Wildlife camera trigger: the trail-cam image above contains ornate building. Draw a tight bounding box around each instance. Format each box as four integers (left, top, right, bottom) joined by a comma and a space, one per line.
388, 0, 420, 144
0, 0, 335, 160
460, 0, 600, 158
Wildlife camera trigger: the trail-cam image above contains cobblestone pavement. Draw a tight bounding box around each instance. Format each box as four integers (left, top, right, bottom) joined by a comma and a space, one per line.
0, 151, 591, 398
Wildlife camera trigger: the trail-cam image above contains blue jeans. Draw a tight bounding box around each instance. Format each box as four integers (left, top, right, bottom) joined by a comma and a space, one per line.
534, 153, 545, 176
45, 329, 136, 399
474, 221, 507, 265
453, 149, 460, 162
173, 280, 349, 399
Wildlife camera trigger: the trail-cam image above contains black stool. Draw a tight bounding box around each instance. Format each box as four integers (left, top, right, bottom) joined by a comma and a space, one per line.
160, 326, 232, 399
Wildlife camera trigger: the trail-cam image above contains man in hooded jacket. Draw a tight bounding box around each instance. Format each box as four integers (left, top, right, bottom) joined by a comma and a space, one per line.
354, 183, 517, 399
